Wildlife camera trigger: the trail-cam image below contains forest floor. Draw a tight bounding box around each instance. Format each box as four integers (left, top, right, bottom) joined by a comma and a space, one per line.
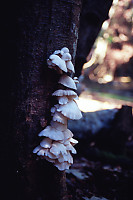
77, 76, 133, 112
66, 153, 133, 200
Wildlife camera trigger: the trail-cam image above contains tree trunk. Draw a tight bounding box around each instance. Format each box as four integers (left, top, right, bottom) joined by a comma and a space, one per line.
1, 0, 82, 199
75, 0, 113, 76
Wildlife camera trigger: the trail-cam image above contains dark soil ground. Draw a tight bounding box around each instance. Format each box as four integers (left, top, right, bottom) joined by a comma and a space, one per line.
66, 153, 133, 200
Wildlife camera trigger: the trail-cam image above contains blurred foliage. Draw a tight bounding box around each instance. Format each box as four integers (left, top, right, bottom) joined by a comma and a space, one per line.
83, 0, 133, 85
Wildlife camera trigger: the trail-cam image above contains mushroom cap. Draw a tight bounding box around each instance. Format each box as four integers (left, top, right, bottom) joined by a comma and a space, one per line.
55, 161, 71, 171
33, 145, 50, 156
52, 89, 77, 98
57, 93, 78, 102
57, 100, 82, 120
54, 104, 60, 109
33, 145, 42, 154
47, 59, 53, 66
69, 138, 78, 146
66, 60, 75, 73
58, 151, 73, 164
63, 129, 73, 141
51, 106, 56, 114
53, 50, 64, 56
49, 54, 67, 73
45, 156, 56, 163
66, 143, 77, 154
52, 111, 67, 124
58, 75, 77, 90
38, 126, 64, 141
66, 61, 75, 73
62, 53, 72, 61
50, 142, 67, 156
63, 139, 70, 145
33, 144, 59, 160
61, 47, 69, 53
51, 104, 60, 116
40, 138, 52, 149
46, 151, 58, 159
57, 96, 69, 105
50, 121, 67, 131
73, 77, 79, 84
60, 95, 79, 102
37, 148, 47, 156
53, 50, 61, 55
63, 137, 78, 146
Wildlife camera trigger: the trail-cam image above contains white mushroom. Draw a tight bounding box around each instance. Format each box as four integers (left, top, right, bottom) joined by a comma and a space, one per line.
55, 161, 71, 171
46, 151, 59, 159
52, 89, 77, 98
57, 94, 78, 102
53, 50, 61, 55
36, 146, 58, 160
54, 104, 60, 109
49, 54, 67, 73
58, 75, 77, 90
47, 59, 53, 66
38, 126, 64, 141
61, 47, 69, 53
63, 129, 73, 141
36, 147, 49, 156
59, 131, 73, 145
73, 77, 79, 84
65, 143, 77, 154
63, 139, 70, 145
50, 121, 67, 131
33, 47, 82, 171
58, 152, 73, 164
62, 53, 72, 61
45, 156, 56, 163
51, 106, 56, 114
33, 145, 42, 154
63, 137, 78, 146
40, 138, 52, 148
50, 142, 67, 156
57, 100, 82, 120
37, 149, 46, 156
66, 61, 75, 73
69, 138, 78, 146
52, 111, 67, 124
57, 96, 69, 105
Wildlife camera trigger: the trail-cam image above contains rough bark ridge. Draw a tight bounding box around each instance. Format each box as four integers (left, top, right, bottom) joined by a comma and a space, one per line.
1, 0, 82, 200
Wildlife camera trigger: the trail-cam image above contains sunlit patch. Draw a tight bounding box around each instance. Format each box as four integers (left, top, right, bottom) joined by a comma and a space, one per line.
98, 74, 113, 84
83, 56, 96, 69
109, 0, 118, 18
80, 0, 133, 114
75, 97, 121, 112
118, 76, 132, 83
110, 44, 133, 63
119, 33, 128, 41
102, 21, 109, 30
75, 89, 133, 113
83, 37, 108, 70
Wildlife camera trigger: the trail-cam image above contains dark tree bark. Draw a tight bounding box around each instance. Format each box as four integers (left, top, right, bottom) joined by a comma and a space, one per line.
75, 0, 113, 76
1, 0, 82, 200
95, 106, 133, 154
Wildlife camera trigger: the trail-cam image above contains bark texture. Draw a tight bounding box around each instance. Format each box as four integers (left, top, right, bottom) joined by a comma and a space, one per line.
1, 0, 82, 200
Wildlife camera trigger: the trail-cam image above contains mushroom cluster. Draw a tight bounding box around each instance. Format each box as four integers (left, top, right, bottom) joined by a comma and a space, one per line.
33, 47, 82, 171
